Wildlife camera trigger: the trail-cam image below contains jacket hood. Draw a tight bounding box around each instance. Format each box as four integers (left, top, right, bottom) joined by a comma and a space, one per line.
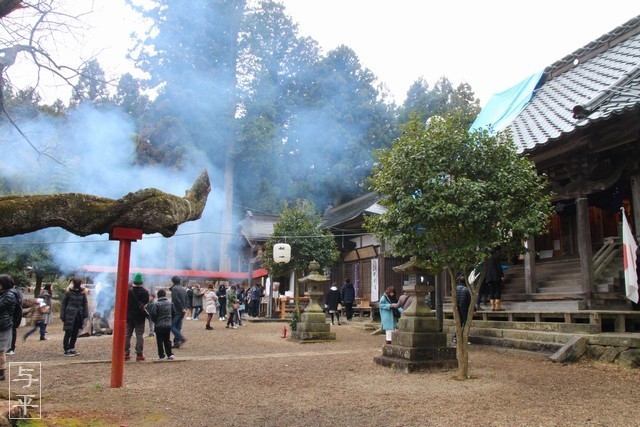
66, 284, 88, 294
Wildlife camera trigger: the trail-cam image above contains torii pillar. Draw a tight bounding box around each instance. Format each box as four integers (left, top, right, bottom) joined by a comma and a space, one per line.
109, 227, 143, 388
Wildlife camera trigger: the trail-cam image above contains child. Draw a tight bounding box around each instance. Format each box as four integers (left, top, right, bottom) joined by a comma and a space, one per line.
147, 289, 175, 360
23, 298, 49, 341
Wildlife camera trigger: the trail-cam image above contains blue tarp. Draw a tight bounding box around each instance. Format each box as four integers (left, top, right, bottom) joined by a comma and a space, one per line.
470, 70, 544, 132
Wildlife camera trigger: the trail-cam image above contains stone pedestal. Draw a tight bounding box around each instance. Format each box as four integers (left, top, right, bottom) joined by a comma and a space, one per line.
373, 283, 457, 373
291, 262, 336, 342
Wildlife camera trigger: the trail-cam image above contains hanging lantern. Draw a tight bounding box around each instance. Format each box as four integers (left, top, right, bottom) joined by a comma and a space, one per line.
273, 243, 291, 264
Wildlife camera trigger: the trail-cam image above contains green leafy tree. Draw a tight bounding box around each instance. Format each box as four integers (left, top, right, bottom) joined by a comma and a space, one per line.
366, 112, 553, 379
263, 200, 339, 313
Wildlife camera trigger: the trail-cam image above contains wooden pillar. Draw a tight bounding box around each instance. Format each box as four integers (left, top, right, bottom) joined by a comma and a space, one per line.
524, 236, 537, 295
630, 175, 640, 240
576, 197, 595, 307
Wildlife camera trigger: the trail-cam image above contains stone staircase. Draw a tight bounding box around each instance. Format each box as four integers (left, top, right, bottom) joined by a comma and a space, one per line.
444, 318, 600, 358
593, 254, 630, 309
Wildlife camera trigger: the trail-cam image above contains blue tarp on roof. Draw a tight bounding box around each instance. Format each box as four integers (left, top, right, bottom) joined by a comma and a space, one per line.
470, 70, 544, 132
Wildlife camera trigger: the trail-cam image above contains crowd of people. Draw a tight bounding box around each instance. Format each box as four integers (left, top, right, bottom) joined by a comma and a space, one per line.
0, 272, 437, 373
0, 272, 274, 369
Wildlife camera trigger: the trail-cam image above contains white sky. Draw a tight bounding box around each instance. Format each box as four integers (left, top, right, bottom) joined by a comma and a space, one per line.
29, 1, 640, 106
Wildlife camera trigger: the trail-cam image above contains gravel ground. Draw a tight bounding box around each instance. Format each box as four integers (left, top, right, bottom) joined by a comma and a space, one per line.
4, 316, 640, 426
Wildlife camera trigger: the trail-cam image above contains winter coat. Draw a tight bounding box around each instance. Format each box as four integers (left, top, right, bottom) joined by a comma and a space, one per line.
250, 285, 262, 301
148, 297, 175, 330
9, 287, 23, 328
456, 283, 471, 325
170, 284, 189, 313
192, 287, 204, 308
186, 287, 194, 308
28, 300, 48, 323
127, 284, 150, 323
39, 290, 53, 325
216, 286, 227, 308
325, 287, 341, 312
0, 289, 18, 332
379, 293, 398, 332
203, 289, 219, 314
226, 289, 239, 313
341, 282, 356, 304
397, 294, 413, 310
486, 254, 504, 283
61, 286, 89, 331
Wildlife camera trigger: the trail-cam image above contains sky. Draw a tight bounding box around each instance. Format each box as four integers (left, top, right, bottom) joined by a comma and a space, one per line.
80, 0, 639, 106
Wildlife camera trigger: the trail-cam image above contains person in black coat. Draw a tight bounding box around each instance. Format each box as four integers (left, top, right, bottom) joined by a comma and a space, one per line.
148, 289, 175, 360
216, 284, 227, 321
486, 247, 505, 311
325, 284, 342, 326
0, 275, 19, 380
60, 278, 89, 357
125, 272, 150, 361
340, 278, 356, 321
454, 275, 472, 345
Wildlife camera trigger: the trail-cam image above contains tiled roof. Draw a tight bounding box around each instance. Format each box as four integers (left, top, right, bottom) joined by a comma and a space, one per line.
321, 192, 385, 230
239, 214, 280, 244
509, 15, 640, 153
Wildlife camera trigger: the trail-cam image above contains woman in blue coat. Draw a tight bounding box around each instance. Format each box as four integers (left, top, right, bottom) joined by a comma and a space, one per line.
379, 287, 399, 344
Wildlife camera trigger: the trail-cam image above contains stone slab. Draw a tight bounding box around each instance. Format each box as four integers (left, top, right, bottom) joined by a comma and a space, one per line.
382, 344, 457, 362
296, 322, 331, 333
290, 331, 336, 341
373, 355, 457, 373
398, 317, 440, 333
393, 331, 448, 348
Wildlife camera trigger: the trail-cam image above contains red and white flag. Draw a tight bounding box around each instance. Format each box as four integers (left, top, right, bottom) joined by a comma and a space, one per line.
621, 208, 639, 303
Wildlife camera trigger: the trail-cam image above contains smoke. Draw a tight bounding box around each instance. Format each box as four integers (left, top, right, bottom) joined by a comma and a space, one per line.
0, 103, 226, 276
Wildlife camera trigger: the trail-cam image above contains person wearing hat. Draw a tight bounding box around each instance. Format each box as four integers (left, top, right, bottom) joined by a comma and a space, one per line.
125, 272, 150, 361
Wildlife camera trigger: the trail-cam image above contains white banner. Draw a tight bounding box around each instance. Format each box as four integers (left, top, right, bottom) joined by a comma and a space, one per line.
371, 258, 379, 302
622, 208, 639, 303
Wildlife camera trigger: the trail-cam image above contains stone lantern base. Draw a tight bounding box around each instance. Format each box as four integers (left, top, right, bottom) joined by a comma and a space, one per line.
290, 311, 336, 342
373, 315, 457, 372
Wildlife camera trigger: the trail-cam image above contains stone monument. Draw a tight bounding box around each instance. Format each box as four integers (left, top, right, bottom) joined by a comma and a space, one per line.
291, 261, 336, 342
373, 257, 457, 372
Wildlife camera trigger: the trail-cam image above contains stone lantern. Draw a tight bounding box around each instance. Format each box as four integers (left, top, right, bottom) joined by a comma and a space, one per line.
291, 261, 336, 342
373, 256, 457, 372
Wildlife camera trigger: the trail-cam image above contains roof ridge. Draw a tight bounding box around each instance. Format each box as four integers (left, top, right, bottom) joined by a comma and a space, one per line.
544, 15, 640, 80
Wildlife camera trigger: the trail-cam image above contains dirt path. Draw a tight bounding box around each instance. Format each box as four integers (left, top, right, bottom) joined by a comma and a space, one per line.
5, 318, 639, 426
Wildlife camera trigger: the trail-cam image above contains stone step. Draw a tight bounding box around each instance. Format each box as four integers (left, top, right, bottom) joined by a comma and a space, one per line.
466, 327, 576, 344
444, 319, 600, 334
537, 286, 582, 293
494, 300, 586, 312
469, 335, 563, 354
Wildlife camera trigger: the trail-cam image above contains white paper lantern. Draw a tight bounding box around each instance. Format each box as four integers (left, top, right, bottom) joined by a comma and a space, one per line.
273, 243, 291, 264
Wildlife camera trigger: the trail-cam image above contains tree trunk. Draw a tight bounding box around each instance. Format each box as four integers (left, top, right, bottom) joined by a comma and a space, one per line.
449, 266, 476, 380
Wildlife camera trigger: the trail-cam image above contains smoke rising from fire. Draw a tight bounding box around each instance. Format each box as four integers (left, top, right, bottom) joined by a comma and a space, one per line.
0, 103, 225, 280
